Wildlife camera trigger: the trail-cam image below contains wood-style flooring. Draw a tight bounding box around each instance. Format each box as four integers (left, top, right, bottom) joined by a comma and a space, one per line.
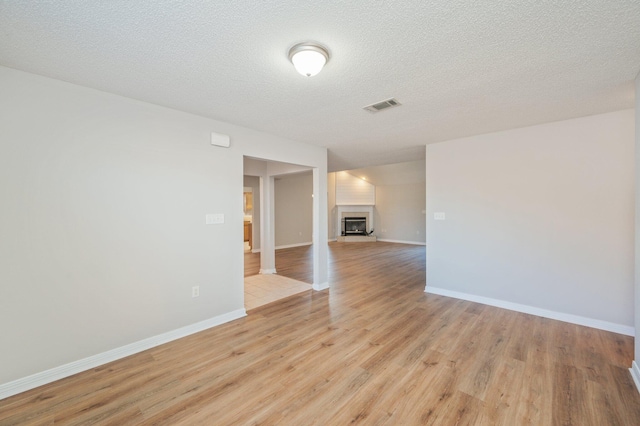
244, 244, 313, 284
2, 242, 640, 425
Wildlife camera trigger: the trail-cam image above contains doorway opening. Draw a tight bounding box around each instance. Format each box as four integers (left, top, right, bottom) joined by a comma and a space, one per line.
243, 157, 314, 310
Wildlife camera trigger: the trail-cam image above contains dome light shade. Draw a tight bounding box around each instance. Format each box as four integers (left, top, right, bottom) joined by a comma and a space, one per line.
288, 42, 330, 77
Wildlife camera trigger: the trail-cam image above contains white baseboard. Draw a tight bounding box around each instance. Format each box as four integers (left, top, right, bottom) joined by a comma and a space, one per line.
259, 268, 276, 274
251, 242, 312, 253
377, 239, 426, 246
253, 242, 313, 252
425, 286, 634, 336
0, 309, 246, 401
630, 361, 640, 394
313, 282, 329, 291
275, 242, 312, 250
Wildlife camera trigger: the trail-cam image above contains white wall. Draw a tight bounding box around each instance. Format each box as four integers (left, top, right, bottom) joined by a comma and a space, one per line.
275, 172, 313, 247
426, 110, 635, 332
0, 66, 328, 389
375, 182, 426, 244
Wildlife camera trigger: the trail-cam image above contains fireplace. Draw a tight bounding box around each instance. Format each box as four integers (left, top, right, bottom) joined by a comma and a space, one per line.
336, 205, 375, 241
342, 216, 368, 236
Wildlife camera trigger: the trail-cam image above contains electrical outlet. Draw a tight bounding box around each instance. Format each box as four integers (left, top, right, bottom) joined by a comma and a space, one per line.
192, 286, 200, 298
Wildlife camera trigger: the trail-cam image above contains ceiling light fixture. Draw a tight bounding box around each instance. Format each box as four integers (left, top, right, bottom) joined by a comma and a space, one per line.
288, 42, 330, 77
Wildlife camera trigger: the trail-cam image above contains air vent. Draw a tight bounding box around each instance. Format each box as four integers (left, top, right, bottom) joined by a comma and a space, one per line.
363, 98, 402, 113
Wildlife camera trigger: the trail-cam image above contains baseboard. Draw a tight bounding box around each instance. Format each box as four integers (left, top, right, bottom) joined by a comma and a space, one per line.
259, 268, 277, 274
253, 243, 313, 252
425, 286, 634, 336
252, 243, 311, 253
275, 242, 312, 250
630, 361, 640, 394
313, 282, 329, 291
0, 309, 247, 401
377, 239, 426, 246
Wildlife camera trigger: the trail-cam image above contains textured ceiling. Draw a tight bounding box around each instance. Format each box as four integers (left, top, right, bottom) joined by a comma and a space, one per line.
1, 1, 639, 172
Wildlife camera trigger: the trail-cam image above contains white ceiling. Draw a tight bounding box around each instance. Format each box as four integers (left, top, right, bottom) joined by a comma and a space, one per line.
1, 1, 639, 172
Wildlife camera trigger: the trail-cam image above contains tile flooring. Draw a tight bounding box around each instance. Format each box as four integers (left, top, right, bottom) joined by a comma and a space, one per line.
244, 274, 312, 310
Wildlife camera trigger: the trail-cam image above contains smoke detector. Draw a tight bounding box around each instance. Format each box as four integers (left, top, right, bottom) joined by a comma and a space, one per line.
363, 98, 402, 113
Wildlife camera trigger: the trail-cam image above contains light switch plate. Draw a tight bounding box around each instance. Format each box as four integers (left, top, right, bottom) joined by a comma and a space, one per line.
434, 212, 446, 220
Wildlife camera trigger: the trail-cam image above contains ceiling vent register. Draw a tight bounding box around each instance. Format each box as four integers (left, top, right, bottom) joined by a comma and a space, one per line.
363, 98, 402, 113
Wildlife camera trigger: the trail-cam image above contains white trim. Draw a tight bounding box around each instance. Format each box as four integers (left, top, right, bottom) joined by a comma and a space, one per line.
377, 239, 426, 246
0, 309, 246, 401
425, 286, 634, 336
259, 268, 277, 274
313, 282, 329, 291
251, 248, 261, 253
275, 242, 312, 250
630, 361, 640, 394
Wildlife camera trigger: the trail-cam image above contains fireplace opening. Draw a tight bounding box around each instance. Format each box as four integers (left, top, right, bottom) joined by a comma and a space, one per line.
342, 217, 368, 236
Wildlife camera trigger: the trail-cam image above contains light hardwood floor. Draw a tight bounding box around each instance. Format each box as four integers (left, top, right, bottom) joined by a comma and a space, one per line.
244, 244, 313, 284
2, 242, 640, 425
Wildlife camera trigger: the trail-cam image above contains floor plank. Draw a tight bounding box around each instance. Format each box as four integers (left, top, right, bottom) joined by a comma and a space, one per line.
2, 242, 639, 425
